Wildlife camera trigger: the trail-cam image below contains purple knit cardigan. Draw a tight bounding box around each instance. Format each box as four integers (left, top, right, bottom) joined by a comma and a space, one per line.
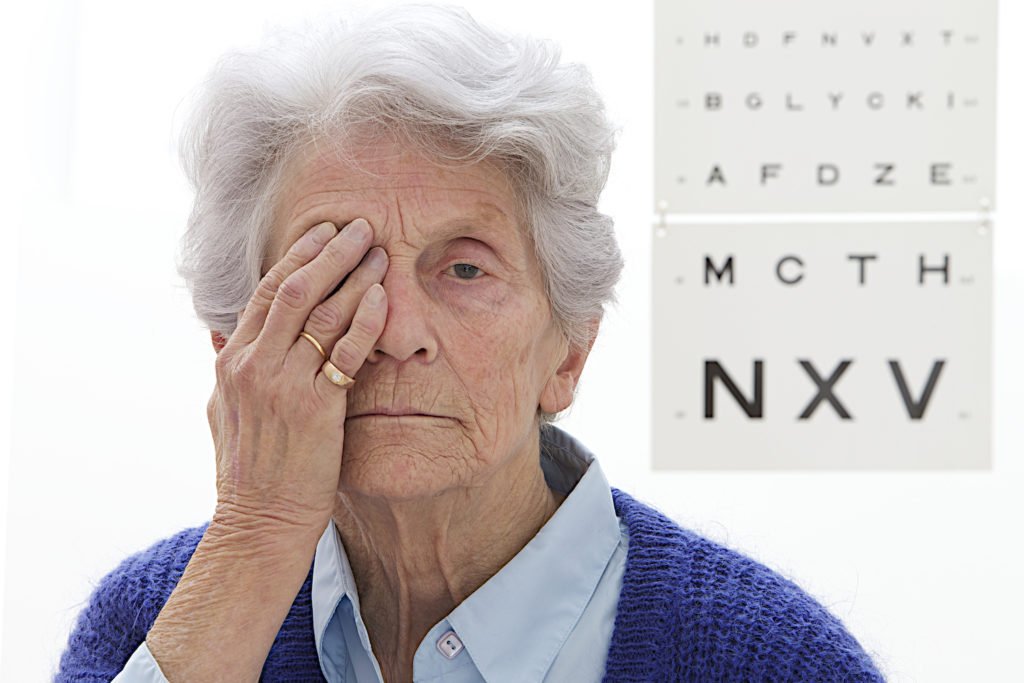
55, 487, 886, 682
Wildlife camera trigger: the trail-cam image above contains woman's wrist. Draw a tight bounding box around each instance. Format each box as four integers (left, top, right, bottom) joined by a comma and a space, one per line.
145, 512, 321, 681
211, 498, 331, 544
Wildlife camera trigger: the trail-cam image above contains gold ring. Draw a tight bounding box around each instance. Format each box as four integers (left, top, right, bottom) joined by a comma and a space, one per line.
322, 360, 356, 389
298, 331, 326, 359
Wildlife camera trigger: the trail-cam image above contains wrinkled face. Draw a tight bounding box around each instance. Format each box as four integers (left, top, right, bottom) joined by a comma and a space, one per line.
265, 137, 573, 501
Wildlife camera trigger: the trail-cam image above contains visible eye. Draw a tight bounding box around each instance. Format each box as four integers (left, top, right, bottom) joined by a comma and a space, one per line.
445, 263, 485, 281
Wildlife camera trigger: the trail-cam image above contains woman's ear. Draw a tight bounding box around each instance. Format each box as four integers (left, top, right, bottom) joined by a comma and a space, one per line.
211, 331, 227, 353
538, 318, 600, 416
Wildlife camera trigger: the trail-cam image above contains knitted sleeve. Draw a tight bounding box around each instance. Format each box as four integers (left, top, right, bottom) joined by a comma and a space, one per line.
53, 525, 208, 683
678, 537, 887, 682
604, 487, 888, 682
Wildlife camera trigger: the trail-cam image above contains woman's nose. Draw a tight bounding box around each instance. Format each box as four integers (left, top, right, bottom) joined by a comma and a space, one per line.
365, 267, 438, 364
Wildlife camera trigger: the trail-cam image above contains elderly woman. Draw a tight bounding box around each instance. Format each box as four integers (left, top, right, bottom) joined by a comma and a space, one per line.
55, 5, 884, 683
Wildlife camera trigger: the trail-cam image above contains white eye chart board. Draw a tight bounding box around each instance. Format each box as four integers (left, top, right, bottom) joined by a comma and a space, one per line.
651, 0, 995, 470
651, 220, 990, 470
654, 0, 996, 214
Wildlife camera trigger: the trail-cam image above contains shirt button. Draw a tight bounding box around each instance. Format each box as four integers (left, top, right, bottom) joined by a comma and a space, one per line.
436, 630, 464, 659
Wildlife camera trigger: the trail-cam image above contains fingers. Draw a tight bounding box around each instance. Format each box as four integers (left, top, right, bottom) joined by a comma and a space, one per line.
285, 245, 389, 373
255, 219, 374, 358
314, 283, 388, 399
231, 221, 339, 347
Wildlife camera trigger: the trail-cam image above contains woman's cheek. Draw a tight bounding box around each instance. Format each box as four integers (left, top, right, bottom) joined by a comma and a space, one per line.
438, 276, 510, 318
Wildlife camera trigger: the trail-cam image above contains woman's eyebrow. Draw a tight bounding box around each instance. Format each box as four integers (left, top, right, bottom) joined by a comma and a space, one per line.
433, 202, 516, 241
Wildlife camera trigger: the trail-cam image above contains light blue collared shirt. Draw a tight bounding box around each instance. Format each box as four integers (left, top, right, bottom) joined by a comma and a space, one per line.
114, 425, 629, 682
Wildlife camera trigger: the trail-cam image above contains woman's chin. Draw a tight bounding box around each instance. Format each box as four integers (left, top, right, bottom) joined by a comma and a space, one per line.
339, 439, 462, 501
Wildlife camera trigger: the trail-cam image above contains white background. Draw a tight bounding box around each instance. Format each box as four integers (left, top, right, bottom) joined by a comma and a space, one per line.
1, 1, 1021, 681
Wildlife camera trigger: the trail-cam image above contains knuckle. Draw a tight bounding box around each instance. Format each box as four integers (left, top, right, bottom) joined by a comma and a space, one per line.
307, 301, 344, 331
296, 389, 327, 418
233, 352, 262, 387
351, 304, 384, 339
327, 240, 362, 269
255, 269, 284, 303
214, 356, 238, 392
277, 270, 314, 309
331, 334, 363, 370
214, 346, 232, 375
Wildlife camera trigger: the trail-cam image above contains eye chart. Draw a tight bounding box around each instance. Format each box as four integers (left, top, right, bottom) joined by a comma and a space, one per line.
654, 0, 996, 214
652, 220, 991, 469
652, 0, 995, 470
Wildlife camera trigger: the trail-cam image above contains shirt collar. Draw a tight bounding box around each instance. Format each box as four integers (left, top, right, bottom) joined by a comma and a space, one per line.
312, 502, 369, 656
446, 425, 622, 682
311, 425, 622, 681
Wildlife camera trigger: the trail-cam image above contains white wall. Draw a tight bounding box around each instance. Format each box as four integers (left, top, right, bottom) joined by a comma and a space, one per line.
2, 0, 1021, 680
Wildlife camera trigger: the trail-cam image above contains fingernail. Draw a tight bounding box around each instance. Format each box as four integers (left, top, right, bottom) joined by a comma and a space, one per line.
367, 284, 385, 305
367, 247, 388, 268
311, 222, 336, 245
344, 219, 370, 241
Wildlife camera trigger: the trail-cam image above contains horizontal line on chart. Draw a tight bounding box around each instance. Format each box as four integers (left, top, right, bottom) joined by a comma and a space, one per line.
651, 211, 994, 224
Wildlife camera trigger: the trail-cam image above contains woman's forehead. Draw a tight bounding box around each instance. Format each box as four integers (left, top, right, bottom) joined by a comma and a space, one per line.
268, 142, 530, 267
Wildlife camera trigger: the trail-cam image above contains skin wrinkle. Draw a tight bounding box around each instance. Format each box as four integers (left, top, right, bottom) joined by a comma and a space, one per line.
261, 137, 590, 680
272, 149, 531, 278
